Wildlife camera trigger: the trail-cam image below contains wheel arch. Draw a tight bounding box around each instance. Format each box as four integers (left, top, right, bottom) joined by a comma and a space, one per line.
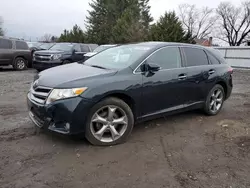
12, 55, 27, 65
98, 92, 137, 119
216, 81, 227, 97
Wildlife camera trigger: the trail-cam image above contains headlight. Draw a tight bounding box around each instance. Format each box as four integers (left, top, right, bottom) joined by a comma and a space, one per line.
52, 54, 62, 60
46, 87, 88, 105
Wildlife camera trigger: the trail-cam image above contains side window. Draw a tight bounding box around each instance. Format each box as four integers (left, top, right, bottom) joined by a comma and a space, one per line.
146, 47, 181, 69
73, 44, 81, 52
206, 52, 220, 64
16, 41, 29, 50
183, 47, 209, 67
0, 39, 12, 49
81, 45, 90, 52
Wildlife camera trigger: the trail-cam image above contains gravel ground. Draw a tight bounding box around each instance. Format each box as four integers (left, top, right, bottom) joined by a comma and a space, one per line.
0, 68, 249, 188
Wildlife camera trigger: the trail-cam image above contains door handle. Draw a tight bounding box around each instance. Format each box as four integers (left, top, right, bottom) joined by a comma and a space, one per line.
209, 69, 215, 75
178, 74, 187, 80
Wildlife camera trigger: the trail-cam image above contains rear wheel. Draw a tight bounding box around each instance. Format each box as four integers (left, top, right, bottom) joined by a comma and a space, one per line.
85, 97, 134, 146
13, 57, 27, 70
204, 84, 225, 115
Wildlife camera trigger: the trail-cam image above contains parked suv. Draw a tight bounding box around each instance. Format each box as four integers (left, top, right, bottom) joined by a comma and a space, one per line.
0, 37, 32, 70
27, 42, 233, 146
33, 43, 98, 71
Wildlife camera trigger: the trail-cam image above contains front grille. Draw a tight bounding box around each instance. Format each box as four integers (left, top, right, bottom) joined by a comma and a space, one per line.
34, 54, 52, 61
30, 85, 52, 104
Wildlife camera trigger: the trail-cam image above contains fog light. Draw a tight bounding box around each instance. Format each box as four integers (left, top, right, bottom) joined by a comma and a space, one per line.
65, 123, 70, 131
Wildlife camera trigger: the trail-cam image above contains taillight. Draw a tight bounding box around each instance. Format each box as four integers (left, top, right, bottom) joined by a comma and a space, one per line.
228, 67, 233, 74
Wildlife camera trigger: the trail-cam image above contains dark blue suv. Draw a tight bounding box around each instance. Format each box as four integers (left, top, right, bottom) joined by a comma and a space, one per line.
32, 43, 98, 71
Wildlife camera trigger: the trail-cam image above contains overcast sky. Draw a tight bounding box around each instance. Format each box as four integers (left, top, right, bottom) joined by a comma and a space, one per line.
0, 0, 240, 41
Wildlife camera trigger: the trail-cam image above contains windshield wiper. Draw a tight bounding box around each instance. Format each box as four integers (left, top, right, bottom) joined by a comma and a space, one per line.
88, 65, 108, 70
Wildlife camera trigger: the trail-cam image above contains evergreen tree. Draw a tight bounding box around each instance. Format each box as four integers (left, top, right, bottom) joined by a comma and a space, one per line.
149, 11, 191, 43
112, 7, 144, 43
58, 25, 85, 43
0, 17, 4, 36
86, 0, 153, 44
139, 0, 153, 39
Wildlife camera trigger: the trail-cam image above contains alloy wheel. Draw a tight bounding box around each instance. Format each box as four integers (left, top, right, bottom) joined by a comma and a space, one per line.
17, 59, 25, 70
209, 89, 223, 113
90, 105, 128, 143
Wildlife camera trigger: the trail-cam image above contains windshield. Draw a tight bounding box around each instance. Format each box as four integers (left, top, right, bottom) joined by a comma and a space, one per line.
49, 43, 73, 51
40, 43, 55, 50
85, 45, 151, 70
93, 45, 115, 53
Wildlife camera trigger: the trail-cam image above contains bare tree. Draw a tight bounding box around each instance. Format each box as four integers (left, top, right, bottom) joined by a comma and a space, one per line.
178, 4, 216, 39
40, 34, 52, 42
217, 1, 250, 46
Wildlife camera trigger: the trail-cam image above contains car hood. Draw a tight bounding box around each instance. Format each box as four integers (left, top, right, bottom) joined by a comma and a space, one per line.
35, 50, 70, 55
37, 63, 117, 88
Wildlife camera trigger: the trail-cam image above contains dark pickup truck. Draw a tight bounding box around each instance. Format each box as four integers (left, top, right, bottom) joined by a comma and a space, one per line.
0, 37, 32, 70
33, 43, 98, 71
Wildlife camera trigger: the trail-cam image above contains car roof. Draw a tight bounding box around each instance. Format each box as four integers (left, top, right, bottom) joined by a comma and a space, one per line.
133, 41, 206, 49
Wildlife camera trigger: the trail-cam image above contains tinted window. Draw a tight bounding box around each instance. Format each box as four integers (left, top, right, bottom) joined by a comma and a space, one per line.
16, 41, 29, 50
73, 44, 81, 52
147, 47, 181, 69
183, 48, 209, 67
81, 45, 90, 52
0, 39, 12, 49
207, 52, 220, 64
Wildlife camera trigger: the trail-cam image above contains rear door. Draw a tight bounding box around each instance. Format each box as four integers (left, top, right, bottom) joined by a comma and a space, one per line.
0, 39, 13, 65
181, 47, 216, 104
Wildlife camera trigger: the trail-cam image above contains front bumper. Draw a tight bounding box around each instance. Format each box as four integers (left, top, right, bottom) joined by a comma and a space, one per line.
27, 93, 94, 135
32, 60, 63, 71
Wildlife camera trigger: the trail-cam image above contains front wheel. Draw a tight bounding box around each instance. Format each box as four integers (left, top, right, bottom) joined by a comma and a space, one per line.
204, 84, 225, 116
85, 97, 134, 146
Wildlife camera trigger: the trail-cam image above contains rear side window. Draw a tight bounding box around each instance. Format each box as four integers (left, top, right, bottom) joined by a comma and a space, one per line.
81, 45, 90, 52
0, 39, 12, 49
146, 47, 182, 69
183, 47, 209, 67
206, 52, 220, 64
15, 41, 29, 50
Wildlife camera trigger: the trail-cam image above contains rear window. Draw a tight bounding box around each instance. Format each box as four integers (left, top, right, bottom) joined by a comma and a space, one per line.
183, 47, 209, 67
15, 41, 29, 50
0, 39, 12, 49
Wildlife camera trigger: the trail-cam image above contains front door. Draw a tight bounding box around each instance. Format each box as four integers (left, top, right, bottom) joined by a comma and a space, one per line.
140, 47, 187, 117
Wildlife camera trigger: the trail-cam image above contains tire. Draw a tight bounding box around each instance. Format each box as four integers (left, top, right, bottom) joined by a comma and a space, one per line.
62, 60, 71, 65
85, 97, 134, 146
204, 84, 225, 116
13, 57, 27, 70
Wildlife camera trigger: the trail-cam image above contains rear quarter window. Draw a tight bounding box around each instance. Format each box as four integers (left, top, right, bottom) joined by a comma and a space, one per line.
206, 52, 220, 64
0, 39, 12, 49
183, 47, 209, 67
15, 41, 29, 50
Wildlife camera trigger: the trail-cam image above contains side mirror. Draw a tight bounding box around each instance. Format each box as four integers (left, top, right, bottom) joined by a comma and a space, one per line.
146, 63, 161, 72
72, 49, 76, 54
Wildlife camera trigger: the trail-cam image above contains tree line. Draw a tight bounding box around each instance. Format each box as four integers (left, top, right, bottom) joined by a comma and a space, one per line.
56, 0, 250, 46
1, 0, 250, 46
